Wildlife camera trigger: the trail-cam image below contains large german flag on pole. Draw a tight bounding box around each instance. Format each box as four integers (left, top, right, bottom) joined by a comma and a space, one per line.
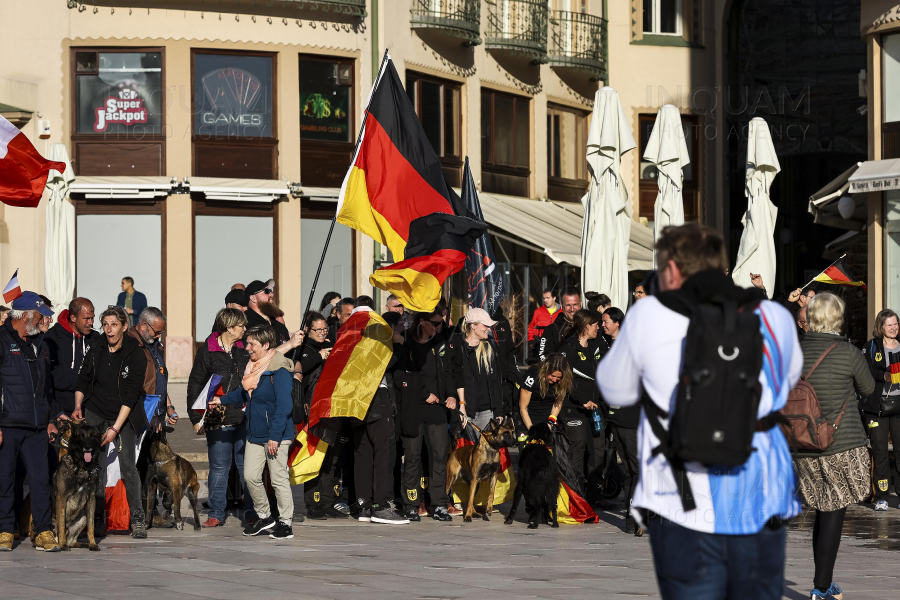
811, 255, 866, 290
369, 213, 487, 312
337, 52, 461, 261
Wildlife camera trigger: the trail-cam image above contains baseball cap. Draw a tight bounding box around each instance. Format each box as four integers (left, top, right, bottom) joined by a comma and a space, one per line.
245, 280, 271, 296
224, 289, 248, 307
12, 291, 54, 317
464, 307, 497, 327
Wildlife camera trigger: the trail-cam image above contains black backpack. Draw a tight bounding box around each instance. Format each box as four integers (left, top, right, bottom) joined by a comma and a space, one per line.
642, 296, 770, 511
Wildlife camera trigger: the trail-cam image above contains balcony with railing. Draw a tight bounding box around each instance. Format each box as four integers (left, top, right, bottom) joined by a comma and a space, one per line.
67, 0, 367, 19
410, 0, 481, 45
484, 0, 548, 63
548, 10, 607, 81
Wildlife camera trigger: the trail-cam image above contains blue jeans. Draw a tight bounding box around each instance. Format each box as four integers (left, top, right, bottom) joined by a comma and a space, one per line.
206, 423, 254, 522
648, 517, 787, 600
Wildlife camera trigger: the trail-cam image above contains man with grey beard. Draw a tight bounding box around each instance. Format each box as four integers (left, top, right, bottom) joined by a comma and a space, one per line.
0, 292, 60, 552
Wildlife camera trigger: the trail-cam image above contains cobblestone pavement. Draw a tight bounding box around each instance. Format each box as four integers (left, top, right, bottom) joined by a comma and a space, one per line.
2, 384, 898, 599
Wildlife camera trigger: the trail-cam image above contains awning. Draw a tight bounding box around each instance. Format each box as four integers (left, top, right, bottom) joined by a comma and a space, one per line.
472, 192, 654, 270
296, 187, 340, 201
69, 176, 176, 199
186, 177, 290, 202
848, 158, 900, 193
808, 163, 867, 231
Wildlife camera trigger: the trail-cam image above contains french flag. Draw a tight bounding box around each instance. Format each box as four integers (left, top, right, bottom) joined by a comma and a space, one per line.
192, 374, 223, 425
3, 269, 21, 303
0, 115, 66, 208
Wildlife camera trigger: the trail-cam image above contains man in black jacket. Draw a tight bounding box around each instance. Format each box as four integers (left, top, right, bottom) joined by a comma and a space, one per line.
0, 292, 60, 552
245, 280, 290, 346
45, 297, 99, 418
537, 286, 582, 361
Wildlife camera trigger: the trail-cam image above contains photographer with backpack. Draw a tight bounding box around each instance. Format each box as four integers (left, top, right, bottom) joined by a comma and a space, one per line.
596, 224, 803, 600
792, 293, 875, 600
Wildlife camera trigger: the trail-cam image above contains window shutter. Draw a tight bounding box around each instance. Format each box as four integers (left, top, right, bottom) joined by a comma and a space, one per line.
631, 0, 644, 41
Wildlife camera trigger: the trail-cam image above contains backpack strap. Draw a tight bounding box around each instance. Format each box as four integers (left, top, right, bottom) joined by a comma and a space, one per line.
640, 389, 697, 512
830, 393, 854, 429
803, 343, 839, 380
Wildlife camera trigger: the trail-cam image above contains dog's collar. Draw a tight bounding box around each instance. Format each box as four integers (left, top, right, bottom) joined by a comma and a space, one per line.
525, 438, 553, 454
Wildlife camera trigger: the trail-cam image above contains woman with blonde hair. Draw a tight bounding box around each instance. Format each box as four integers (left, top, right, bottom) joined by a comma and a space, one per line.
861, 308, 900, 511
450, 307, 505, 430
793, 292, 875, 600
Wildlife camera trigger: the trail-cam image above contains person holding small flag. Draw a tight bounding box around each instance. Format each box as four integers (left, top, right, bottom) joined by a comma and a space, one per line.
861, 309, 900, 511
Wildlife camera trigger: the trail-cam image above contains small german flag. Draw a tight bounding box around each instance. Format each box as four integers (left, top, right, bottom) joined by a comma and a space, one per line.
337, 52, 461, 261
369, 213, 487, 312
812, 257, 866, 290
890, 351, 900, 385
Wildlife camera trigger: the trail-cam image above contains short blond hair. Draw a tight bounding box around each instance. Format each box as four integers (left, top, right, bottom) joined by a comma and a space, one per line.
655, 224, 728, 280
807, 292, 845, 334
214, 307, 248, 334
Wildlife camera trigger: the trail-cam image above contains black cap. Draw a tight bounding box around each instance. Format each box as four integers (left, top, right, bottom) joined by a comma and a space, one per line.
225, 289, 248, 307
245, 280, 267, 296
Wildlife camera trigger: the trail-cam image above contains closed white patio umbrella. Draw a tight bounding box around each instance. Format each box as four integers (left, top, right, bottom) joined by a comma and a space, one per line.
581, 87, 636, 311
643, 104, 690, 250
732, 117, 780, 298
44, 143, 76, 314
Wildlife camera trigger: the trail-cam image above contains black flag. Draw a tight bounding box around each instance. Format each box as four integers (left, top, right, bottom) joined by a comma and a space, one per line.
462, 158, 504, 313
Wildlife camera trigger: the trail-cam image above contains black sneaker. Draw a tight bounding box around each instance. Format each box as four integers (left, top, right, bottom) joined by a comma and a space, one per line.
322, 505, 350, 519
131, 514, 147, 539
269, 521, 294, 539
357, 507, 372, 522
404, 508, 421, 522
432, 506, 452, 522
371, 506, 409, 525
307, 505, 328, 520
243, 515, 276, 536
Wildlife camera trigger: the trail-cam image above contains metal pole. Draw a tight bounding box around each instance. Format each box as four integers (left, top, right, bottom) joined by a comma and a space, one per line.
301, 216, 337, 321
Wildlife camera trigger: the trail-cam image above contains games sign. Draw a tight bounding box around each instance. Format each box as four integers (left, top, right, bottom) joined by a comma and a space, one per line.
194, 53, 273, 138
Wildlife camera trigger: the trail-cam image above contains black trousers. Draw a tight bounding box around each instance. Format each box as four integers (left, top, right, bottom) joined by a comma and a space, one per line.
353, 416, 394, 509
563, 406, 605, 481
867, 413, 900, 500
0, 427, 52, 535
303, 436, 342, 508
611, 425, 639, 523
401, 422, 450, 510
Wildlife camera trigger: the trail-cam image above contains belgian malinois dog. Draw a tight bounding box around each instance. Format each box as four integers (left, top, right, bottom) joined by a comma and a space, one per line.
504, 424, 559, 529
445, 417, 517, 522
145, 429, 201, 531
39, 420, 104, 550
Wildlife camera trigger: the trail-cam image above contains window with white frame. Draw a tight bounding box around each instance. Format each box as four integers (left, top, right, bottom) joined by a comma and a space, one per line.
643, 0, 682, 35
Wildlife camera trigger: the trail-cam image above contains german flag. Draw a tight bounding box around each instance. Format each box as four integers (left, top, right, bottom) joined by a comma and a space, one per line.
890, 351, 900, 385
337, 52, 461, 261
552, 429, 599, 524
813, 256, 866, 290
369, 213, 487, 312
450, 422, 516, 506
288, 427, 329, 485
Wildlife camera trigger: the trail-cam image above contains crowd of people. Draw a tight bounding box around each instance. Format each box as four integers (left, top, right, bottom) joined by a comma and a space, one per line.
0, 225, 894, 600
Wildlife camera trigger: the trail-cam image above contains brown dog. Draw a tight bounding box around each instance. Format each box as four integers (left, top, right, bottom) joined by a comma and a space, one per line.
445, 417, 516, 522
145, 430, 202, 531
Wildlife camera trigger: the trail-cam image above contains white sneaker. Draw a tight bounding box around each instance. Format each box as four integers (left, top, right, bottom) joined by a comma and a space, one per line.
875, 500, 889, 511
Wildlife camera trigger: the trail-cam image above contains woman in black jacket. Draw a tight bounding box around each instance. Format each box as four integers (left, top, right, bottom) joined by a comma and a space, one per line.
396, 311, 456, 522
861, 308, 900, 511
186, 308, 252, 527
449, 308, 506, 430
556, 309, 605, 484
73, 306, 148, 537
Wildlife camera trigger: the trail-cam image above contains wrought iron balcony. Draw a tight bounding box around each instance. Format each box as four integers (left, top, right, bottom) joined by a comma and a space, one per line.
67, 0, 367, 19
410, 0, 481, 45
548, 10, 607, 81
485, 0, 548, 63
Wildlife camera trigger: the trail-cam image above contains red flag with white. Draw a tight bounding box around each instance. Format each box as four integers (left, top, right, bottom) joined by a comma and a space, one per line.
104, 443, 131, 531
2, 269, 21, 304
191, 374, 223, 425
0, 115, 67, 208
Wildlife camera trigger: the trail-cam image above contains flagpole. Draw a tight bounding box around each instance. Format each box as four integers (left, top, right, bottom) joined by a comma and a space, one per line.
801, 254, 846, 290
299, 49, 392, 324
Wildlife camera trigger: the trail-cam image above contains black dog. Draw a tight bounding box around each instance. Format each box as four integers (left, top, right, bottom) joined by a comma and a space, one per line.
46, 420, 103, 550
504, 424, 559, 529
145, 429, 201, 531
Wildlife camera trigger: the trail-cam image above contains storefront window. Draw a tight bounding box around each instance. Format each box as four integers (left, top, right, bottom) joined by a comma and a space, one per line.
75, 51, 163, 136
193, 52, 274, 139
299, 57, 353, 143
547, 105, 587, 181
885, 191, 900, 310
883, 34, 900, 124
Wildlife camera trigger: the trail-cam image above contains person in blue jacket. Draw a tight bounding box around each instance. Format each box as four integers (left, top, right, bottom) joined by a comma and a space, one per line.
116, 277, 147, 328
209, 324, 297, 540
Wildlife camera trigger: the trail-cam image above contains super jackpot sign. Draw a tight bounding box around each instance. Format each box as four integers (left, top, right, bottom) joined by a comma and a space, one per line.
194, 53, 273, 138
94, 85, 148, 132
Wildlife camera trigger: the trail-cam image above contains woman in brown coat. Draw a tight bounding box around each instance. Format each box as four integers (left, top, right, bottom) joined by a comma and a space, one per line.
793, 292, 875, 600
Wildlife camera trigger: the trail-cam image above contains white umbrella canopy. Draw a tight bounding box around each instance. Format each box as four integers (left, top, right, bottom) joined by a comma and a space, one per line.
581, 87, 636, 311
731, 117, 780, 298
44, 143, 76, 315
643, 104, 690, 251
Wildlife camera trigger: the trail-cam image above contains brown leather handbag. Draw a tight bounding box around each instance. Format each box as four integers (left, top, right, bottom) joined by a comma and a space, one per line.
779, 343, 852, 452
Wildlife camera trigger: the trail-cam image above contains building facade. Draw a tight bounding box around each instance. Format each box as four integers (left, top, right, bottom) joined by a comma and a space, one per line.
0, 0, 718, 374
